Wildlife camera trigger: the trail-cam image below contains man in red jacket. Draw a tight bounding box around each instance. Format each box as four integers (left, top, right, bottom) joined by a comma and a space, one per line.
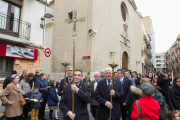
131, 83, 161, 120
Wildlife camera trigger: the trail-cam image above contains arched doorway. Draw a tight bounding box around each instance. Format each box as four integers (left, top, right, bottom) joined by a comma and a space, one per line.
122, 52, 128, 70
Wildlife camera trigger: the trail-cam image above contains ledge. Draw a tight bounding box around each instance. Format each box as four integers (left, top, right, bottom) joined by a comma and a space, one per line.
0, 33, 30, 45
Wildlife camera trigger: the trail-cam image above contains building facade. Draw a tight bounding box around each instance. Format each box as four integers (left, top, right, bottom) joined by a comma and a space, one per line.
0, 0, 48, 88
164, 34, 180, 73
42, 0, 155, 81
141, 16, 156, 68
155, 53, 165, 71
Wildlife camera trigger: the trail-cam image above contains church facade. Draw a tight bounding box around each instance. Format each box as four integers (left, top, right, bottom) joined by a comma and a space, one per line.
48, 0, 152, 78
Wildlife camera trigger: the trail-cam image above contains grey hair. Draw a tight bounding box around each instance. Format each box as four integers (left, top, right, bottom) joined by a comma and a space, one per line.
105, 67, 112, 72
11, 74, 19, 81
100, 69, 105, 73
66, 66, 73, 71
22, 70, 27, 73
117, 69, 125, 75
94, 72, 101, 76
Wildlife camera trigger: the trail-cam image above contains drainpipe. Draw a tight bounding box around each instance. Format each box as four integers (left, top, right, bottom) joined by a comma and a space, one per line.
42, 0, 47, 46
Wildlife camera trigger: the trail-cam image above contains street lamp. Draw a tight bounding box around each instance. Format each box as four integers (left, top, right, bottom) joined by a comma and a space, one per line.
40, 13, 54, 28
40, 13, 54, 46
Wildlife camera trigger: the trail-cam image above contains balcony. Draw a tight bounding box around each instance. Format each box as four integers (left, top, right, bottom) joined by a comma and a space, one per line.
0, 14, 31, 40
144, 46, 147, 52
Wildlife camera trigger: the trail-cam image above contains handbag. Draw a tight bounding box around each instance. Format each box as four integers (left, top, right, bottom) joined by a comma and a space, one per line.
136, 100, 146, 120
18, 92, 26, 106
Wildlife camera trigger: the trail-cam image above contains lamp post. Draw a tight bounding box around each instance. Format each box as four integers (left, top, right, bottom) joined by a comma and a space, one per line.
40, 13, 54, 46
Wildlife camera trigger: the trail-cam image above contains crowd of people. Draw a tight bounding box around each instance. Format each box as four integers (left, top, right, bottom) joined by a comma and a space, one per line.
0, 66, 180, 120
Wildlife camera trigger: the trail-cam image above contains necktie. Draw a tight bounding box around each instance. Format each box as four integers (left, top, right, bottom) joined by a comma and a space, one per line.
68, 79, 71, 84
108, 81, 111, 91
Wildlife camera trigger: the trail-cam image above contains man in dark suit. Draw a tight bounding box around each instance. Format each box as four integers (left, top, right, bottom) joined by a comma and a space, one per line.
90, 72, 100, 120
96, 68, 124, 120
115, 70, 131, 120
60, 70, 91, 120
58, 66, 73, 96
132, 71, 141, 86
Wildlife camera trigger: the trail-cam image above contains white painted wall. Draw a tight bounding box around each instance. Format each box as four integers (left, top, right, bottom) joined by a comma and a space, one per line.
21, 0, 46, 46
42, 6, 54, 74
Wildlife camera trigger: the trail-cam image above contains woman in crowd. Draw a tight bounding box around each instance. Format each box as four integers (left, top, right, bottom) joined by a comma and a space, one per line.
147, 72, 156, 85
0, 74, 23, 120
20, 73, 35, 120
126, 78, 150, 119
169, 74, 180, 111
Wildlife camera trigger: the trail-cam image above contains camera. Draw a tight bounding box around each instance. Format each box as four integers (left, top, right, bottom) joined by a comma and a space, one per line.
88, 29, 97, 34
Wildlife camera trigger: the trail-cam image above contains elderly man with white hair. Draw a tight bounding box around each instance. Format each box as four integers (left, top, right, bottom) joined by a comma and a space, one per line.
100, 69, 105, 80
96, 68, 124, 120
90, 72, 101, 120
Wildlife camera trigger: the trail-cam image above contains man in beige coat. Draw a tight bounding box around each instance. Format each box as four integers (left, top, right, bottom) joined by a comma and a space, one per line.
0, 74, 23, 120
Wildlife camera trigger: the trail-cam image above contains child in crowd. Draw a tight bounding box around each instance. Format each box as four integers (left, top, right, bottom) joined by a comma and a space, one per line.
47, 80, 60, 120
30, 86, 43, 120
166, 111, 180, 120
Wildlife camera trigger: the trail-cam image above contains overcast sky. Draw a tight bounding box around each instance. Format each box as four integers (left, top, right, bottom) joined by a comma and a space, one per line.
135, 0, 180, 53
47, 0, 180, 53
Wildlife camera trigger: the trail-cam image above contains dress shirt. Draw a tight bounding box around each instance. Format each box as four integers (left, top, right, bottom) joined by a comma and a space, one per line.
106, 79, 112, 86
94, 80, 99, 91
120, 77, 124, 84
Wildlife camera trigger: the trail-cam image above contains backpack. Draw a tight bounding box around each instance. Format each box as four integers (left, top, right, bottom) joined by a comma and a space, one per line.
136, 100, 146, 120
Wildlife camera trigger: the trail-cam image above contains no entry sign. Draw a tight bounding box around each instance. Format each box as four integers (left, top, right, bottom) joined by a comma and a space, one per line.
44, 48, 51, 57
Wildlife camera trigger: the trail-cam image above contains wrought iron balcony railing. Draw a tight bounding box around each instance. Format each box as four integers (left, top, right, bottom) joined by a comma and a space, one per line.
0, 13, 31, 40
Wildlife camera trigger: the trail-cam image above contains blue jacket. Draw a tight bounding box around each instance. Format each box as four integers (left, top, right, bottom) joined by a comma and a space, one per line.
30, 91, 43, 108
36, 79, 49, 93
47, 87, 59, 106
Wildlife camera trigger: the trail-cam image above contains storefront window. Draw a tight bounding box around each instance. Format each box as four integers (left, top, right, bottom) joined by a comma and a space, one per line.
0, 57, 14, 78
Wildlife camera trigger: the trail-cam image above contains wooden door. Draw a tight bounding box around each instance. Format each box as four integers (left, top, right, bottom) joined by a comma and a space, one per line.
122, 52, 128, 70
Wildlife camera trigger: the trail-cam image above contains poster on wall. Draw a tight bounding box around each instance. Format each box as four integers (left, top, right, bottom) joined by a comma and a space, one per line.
0, 43, 38, 60
6, 45, 35, 59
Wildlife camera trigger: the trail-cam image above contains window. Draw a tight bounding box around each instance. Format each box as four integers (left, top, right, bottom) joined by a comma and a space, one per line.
68, 12, 73, 19
121, 2, 128, 22
0, 0, 9, 29
0, 57, 14, 78
0, 0, 20, 33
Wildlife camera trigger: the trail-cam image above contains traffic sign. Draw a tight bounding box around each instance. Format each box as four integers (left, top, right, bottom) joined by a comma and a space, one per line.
44, 48, 51, 57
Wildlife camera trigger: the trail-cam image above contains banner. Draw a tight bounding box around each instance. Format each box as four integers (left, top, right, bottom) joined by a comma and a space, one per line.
0, 43, 38, 60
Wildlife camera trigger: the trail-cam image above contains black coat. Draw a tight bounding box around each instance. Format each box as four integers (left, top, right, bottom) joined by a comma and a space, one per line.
19, 74, 24, 82
59, 81, 90, 120
3, 75, 11, 89
34, 74, 40, 83
90, 80, 100, 106
96, 79, 124, 119
115, 77, 131, 104
157, 78, 169, 96
58, 77, 70, 96
168, 88, 180, 110
134, 77, 141, 86
126, 86, 142, 119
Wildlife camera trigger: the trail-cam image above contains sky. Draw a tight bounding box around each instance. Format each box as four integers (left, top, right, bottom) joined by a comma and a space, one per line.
135, 0, 180, 53
47, 0, 180, 53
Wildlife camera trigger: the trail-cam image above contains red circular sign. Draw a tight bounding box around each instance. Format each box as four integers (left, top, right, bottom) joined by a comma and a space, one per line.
44, 48, 51, 57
